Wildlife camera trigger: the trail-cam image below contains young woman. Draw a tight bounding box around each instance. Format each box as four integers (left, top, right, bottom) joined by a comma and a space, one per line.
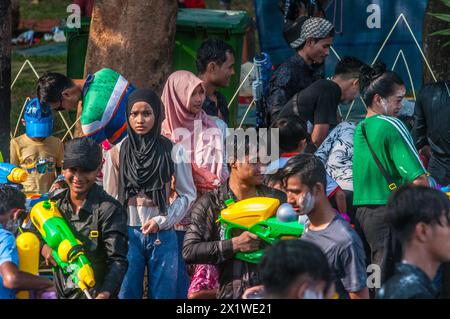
352, 63, 428, 285
161, 70, 228, 194
161, 70, 229, 298
103, 89, 196, 299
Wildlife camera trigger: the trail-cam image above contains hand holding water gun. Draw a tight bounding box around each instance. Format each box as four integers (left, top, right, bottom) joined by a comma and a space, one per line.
30, 200, 96, 298
218, 197, 304, 264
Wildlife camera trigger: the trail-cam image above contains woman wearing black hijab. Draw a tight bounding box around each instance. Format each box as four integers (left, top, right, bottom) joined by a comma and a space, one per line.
102, 89, 196, 299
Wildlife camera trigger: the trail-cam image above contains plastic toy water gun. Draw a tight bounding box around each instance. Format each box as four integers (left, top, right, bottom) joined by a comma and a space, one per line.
252, 52, 272, 129
30, 200, 95, 298
16, 231, 40, 299
26, 193, 49, 211
218, 197, 304, 264
0, 162, 28, 188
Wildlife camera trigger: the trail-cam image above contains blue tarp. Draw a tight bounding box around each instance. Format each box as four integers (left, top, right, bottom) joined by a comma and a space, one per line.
254, 0, 429, 121
14, 42, 67, 57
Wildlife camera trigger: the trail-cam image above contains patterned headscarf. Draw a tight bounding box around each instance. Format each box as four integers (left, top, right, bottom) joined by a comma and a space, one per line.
290, 17, 334, 49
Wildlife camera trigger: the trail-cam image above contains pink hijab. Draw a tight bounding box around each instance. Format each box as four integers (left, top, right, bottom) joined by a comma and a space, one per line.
161, 70, 227, 192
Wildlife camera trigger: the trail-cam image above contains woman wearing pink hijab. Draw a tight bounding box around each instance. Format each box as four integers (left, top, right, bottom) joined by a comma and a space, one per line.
162, 70, 229, 299
161, 70, 228, 194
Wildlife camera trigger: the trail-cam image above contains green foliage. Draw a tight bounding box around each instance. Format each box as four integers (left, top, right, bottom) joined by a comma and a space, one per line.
428, 0, 450, 47
428, 13, 450, 23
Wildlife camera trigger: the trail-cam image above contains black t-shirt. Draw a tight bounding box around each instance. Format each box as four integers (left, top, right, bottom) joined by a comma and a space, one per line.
279, 79, 341, 127
377, 262, 438, 299
266, 54, 325, 124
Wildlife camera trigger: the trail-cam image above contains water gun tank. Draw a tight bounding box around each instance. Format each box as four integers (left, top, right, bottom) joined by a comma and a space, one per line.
16, 232, 40, 299
220, 197, 280, 228
8, 167, 28, 184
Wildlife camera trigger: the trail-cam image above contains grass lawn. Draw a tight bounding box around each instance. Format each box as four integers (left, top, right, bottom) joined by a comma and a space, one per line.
11, 54, 70, 139
12, 0, 73, 139
11, 0, 257, 138
18, 0, 72, 21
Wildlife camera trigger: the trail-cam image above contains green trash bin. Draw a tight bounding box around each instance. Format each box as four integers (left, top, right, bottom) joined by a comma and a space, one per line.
64, 17, 91, 80
174, 9, 251, 127
65, 9, 250, 127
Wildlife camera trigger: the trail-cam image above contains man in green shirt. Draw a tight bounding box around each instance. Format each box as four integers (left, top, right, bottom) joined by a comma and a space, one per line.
353, 64, 428, 288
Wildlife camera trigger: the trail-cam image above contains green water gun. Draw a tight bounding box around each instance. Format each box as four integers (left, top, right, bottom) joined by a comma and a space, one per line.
30, 200, 96, 298
218, 197, 304, 264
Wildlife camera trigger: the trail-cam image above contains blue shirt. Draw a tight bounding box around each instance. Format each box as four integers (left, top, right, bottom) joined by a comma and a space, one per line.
0, 225, 19, 299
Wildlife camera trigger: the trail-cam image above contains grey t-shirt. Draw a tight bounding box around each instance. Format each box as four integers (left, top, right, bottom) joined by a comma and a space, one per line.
301, 214, 367, 298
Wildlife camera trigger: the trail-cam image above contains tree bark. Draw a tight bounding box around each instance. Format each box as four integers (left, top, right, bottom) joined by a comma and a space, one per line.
423, 0, 450, 83
0, 0, 11, 162
11, 0, 19, 35
84, 0, 178, 93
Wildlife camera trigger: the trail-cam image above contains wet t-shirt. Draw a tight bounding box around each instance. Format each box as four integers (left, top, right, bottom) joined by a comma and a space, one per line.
301, 214, 367, 298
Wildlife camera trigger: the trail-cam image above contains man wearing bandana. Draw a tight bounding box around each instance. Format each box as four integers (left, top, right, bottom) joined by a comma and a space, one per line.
266, 17, 335, 125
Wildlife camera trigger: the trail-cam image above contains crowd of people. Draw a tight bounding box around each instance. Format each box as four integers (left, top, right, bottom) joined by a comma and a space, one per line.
1, 5, 450, 300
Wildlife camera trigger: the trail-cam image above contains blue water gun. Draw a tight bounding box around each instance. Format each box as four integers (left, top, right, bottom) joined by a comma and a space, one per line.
252, 52, 272, 129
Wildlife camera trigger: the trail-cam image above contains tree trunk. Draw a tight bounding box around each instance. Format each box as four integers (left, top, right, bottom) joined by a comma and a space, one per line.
84, 0, 178, 92
11, 0, 19, 35
0, 0, 11, 162
423, 0, 450, 83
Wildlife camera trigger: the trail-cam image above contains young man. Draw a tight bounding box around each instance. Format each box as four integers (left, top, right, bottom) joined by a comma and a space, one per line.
182, 137, 286, 299
244, 240, 334, 299
196, 38, 235, 125
279, 56, 365, 148
0, 185, 54, 299
280, 154, 369, 299
378, 185, 450, 299
36, 69, 135, 145
41, 137, 128, 299
266, 116, 347, 216
266, 17, 334, 125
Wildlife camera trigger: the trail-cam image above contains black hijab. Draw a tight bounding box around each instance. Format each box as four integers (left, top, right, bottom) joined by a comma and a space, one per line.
118, 89, 174, 215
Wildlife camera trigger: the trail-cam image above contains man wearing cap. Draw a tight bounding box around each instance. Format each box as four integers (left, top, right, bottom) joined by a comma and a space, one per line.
266, 17, 335, 125
10, 98, 64, 194
41, 137, 128, 299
